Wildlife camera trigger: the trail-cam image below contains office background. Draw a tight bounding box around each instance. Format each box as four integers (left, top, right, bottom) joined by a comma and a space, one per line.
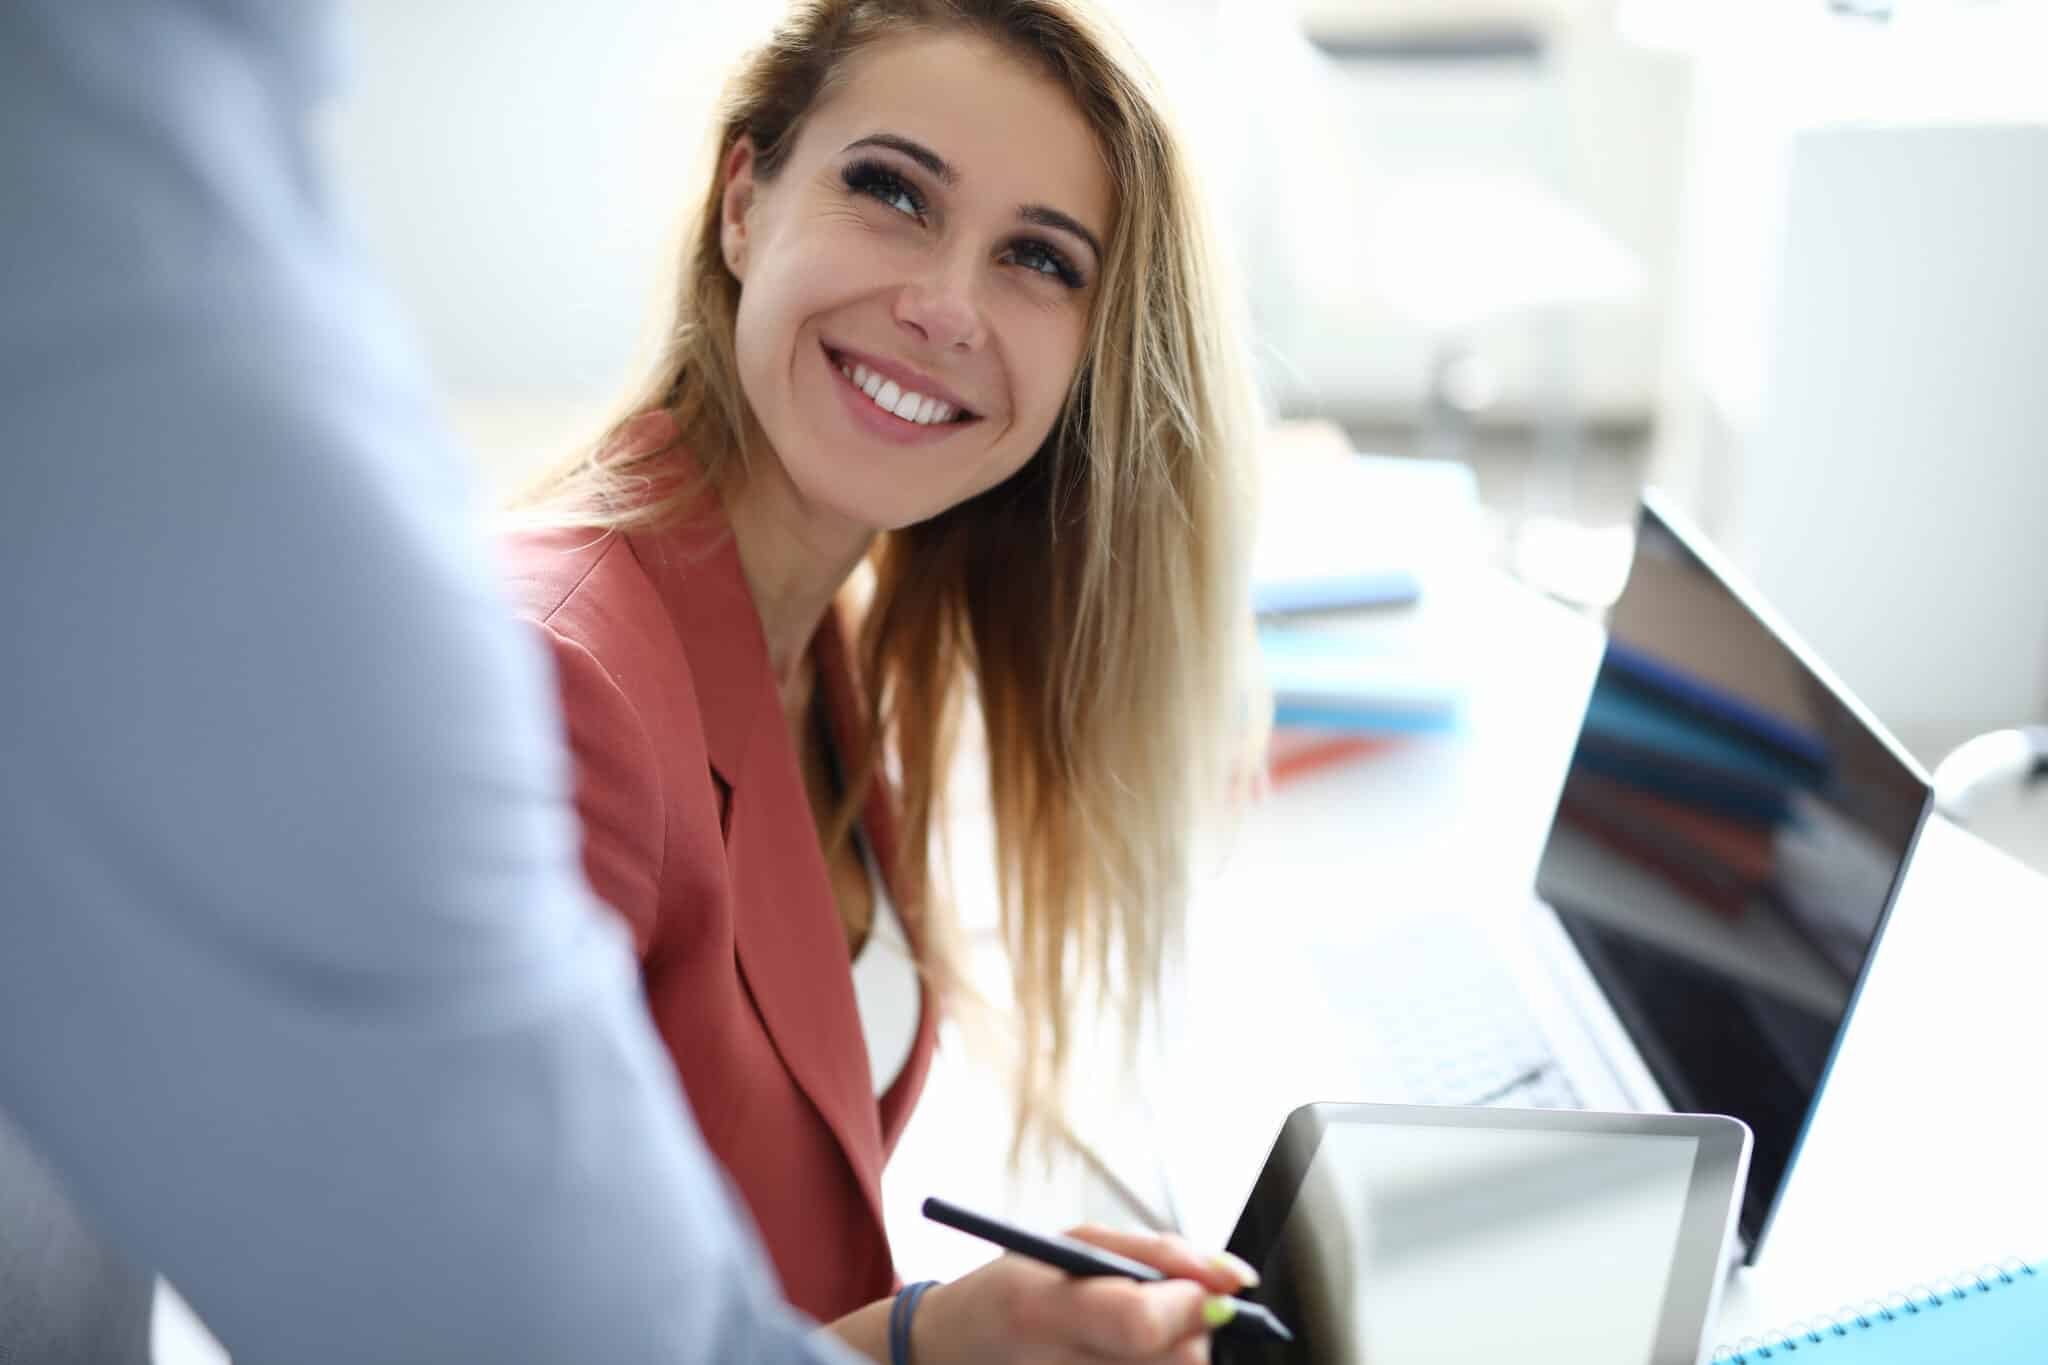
321, 0, 2048, 767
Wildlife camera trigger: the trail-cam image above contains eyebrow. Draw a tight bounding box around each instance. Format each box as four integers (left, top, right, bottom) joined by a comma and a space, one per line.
844, 132, 957, 185
841, 132, 1105, 265
1018, 203, 1104, 266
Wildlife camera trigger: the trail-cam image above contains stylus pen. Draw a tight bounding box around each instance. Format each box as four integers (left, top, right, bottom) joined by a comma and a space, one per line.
921, 1196, 1293, 1344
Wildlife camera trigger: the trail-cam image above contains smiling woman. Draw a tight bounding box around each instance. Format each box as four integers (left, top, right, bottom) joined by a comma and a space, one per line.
499, 3, 1263, 1362
719, 28, 1114, 532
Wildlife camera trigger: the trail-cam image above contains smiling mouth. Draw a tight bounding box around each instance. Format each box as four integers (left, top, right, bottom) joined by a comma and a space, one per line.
825, 346, 980, 427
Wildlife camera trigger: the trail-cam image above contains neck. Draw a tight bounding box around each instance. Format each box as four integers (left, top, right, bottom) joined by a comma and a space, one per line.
721, 458, 874, 717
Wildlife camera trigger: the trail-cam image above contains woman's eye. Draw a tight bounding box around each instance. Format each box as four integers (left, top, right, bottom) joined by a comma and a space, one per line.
842, 161, 925, 220
1008, 239, 1085, 290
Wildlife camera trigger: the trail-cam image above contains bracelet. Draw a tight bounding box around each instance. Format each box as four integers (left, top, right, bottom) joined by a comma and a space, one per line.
888, 1279, 940, 1365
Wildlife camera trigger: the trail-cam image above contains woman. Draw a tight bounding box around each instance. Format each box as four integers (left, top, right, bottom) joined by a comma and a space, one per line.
502, 1, 1262, 1359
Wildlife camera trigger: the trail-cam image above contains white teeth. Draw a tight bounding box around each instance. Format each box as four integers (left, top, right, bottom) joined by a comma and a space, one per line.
836, 353, 963, 425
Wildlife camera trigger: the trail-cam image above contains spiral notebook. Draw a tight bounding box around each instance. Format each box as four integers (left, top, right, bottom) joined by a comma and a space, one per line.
1710, 1257, 2043, 1362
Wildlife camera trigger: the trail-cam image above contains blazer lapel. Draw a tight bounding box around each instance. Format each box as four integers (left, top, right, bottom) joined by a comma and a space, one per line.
814, 605, 939, 1153
625, 515, 893, 1242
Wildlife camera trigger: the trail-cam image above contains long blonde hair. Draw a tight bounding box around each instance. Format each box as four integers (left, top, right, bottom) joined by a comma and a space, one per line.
512, 0, 1262, 1165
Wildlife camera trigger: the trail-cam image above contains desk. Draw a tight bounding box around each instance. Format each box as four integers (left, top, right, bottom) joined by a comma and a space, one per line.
891, 568, 2048, 1347
1148, 572, 1597, 1236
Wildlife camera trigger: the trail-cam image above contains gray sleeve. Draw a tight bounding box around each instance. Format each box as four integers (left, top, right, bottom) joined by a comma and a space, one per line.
0, 4, 851, 1362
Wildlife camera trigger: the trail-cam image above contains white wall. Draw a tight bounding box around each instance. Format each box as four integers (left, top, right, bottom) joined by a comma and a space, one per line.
321, 0, 785, 484
1726, 123, 2048, 763
1650, 5, 2048, 762
323, 0, 772, 397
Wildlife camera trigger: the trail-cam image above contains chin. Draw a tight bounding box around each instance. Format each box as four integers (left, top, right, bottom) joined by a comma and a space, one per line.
788, 464, 940, 536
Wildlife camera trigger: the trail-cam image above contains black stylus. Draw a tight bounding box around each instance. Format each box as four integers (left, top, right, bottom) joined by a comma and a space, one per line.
921, 1196, 1293, 1344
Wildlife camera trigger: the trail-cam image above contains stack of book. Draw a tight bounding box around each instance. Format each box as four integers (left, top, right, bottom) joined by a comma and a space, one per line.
1557, 548, 1834, 923
1252, 434, 1482, 779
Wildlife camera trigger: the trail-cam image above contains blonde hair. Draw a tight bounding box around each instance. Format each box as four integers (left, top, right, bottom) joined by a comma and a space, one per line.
512, 0, 1263, 1167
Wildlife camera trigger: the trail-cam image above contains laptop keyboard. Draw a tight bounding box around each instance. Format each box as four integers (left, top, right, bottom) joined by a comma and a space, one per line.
1340, 912, 1584, 1111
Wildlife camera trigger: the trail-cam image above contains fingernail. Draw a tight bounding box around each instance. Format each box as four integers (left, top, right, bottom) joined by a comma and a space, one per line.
1202, 1295, 1239, 1329
1210, 1251, 1261, 1288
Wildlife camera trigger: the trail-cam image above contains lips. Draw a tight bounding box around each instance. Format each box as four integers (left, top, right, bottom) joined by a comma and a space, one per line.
823, 344, 980, 427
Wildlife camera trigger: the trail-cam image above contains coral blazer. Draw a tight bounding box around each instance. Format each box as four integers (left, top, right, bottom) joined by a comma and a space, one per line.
501, 498, 938, 1324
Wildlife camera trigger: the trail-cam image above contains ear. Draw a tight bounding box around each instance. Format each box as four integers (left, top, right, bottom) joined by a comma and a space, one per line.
720, 137, 760, 281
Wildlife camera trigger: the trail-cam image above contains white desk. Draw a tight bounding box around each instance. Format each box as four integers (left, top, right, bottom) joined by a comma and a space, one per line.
1138, 571, 2048, 1348
1143, 573, 1592, 1229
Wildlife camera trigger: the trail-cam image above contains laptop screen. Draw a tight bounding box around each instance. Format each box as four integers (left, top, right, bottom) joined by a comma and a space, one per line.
1532, 496, 1930, 1260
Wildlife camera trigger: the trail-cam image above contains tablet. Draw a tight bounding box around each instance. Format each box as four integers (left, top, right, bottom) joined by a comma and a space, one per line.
1216, 1103, 1751, 1365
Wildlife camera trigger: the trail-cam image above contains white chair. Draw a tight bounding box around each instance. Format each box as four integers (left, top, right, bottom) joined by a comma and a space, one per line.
1933, 725, 2048, 878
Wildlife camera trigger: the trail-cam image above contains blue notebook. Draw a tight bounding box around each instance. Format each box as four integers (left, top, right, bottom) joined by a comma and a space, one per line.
1258, 623, 1463, 735
1583, 687, 1822, 791
1603, 642, 1831, 768
1711, 1257, 2043, 1362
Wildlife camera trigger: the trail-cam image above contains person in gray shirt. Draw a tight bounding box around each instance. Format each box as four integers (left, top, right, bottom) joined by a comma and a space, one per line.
0, 2, 852, 1359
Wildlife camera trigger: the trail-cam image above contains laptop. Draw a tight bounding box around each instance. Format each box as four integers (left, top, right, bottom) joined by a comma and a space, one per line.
1166, 492, 1932, 1268
1525, 492, 1933, 1262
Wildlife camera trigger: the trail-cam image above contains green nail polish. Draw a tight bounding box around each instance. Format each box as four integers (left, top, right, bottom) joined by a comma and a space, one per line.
1203, 1295, 1239, 1329
1211, 1252, 1261, 1288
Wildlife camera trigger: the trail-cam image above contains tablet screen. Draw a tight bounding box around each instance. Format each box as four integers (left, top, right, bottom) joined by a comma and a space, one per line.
1220, 1108, 1741, 1364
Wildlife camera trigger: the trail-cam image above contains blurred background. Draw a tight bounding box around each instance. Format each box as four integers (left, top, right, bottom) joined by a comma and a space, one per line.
318, 0, 2048, 767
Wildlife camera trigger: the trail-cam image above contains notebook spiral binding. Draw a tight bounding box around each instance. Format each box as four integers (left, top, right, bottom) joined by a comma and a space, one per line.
1710, 1256, 2039, 1362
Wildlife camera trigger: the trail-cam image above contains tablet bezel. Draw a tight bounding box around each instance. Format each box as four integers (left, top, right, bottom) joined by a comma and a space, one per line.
1220, 1102, 1753, 1364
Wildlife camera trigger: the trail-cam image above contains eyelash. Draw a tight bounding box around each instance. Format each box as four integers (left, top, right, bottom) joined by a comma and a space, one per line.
843, 159, 926, 219
1008, 239, 1086, 291
840, 159, 1087, 291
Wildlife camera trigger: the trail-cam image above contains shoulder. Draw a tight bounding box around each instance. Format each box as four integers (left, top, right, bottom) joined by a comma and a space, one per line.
497, 525, 693, 736
501, 526, 653, 635
498, 527, 704, 952
500, 525, 702, 713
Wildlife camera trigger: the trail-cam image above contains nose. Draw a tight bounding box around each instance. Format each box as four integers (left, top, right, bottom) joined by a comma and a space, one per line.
893, 256, 985, 353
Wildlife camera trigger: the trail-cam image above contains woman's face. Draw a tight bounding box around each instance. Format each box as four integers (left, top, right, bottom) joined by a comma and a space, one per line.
721, 31, 1111, 533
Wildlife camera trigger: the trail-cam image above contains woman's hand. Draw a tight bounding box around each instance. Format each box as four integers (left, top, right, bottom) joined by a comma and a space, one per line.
906, 1225, 1260, 1365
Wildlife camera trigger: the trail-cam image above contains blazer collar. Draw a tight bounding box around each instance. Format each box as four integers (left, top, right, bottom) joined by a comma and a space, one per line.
623, 489, 906, 895
623, 508, 766, 791
623, 500, 931, 1242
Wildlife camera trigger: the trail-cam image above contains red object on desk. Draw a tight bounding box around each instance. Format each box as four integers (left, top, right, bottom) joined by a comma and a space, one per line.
1556, 789, 1759, 918
1267, 729, 1397, 786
